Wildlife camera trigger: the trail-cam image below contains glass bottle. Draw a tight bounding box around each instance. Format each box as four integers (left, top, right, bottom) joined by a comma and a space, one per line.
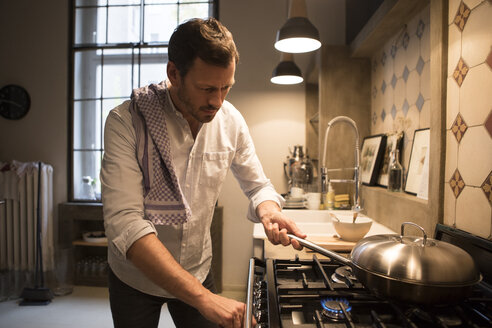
387, 149, 403, 192
81, 176, 96, 200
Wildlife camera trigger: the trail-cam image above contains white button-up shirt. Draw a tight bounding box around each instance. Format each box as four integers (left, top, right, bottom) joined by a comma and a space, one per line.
100, 87, 283, 297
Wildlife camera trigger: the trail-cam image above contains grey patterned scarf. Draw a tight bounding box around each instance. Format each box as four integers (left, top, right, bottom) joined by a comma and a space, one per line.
129, 81, 191, 225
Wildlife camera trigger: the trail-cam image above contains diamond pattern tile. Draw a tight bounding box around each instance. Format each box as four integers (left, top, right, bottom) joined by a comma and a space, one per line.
372, 112, 377, 125
381, 51, 387, 66
486, 110, 492, 138
454, 1, 471, 32
486, 47, 492, 70
402, 99, 410, 117
391, 44, 397, 58
381, 80, 387, 94
402, 32, 410, 49
416, 57, 425, 75
391, 74, 397, 89
416, 19, 425, 39
451, 113, 468, 143
481, 171, 492, 204
416, 93, 425, 112
449, 169, 466, 198
453, 58, 469, 87
381, 108, 386, 122
402, 66, 410, 82
391, 104, 397, 119
372, 86, 377, 99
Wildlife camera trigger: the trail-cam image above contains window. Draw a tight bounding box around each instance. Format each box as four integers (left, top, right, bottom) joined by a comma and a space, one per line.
70, 0, 217, 201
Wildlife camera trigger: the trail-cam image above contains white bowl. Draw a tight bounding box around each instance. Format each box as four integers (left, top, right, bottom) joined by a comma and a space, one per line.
331, 214, 373, 242
83, 231, 107, 243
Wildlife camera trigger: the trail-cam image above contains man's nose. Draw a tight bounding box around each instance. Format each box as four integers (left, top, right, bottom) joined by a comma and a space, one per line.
208, 90, 224, 109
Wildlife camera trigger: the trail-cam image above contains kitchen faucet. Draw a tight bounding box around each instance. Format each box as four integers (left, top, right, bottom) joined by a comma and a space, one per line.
320, 116, 362, 212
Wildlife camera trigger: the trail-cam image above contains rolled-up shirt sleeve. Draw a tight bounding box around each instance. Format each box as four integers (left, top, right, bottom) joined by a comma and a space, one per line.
100, 102, 157, 260
230, 114, 285, 223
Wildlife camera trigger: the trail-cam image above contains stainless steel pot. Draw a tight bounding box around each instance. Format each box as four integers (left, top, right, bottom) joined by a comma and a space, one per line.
288, 222, 482, 305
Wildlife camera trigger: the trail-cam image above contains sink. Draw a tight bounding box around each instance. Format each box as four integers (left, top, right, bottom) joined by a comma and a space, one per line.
253, 209, 364, 239
282, 209, 361, 223
294, 222, 337, 236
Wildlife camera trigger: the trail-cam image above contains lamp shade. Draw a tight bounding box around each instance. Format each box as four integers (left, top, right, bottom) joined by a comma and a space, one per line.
274, 16, 321, 53
271, 57, 303, 85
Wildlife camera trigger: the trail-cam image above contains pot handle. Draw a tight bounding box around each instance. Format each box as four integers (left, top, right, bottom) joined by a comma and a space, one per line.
400, 222, 427, 246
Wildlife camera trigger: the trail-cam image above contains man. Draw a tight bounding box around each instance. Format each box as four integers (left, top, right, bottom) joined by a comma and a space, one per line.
100, 18, 306, 328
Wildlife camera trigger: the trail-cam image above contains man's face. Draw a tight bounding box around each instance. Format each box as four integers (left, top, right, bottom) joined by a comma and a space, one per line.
172, 57, 235, 124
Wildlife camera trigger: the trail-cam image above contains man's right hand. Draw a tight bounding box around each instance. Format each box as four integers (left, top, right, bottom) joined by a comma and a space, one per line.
196, 291, 255, 328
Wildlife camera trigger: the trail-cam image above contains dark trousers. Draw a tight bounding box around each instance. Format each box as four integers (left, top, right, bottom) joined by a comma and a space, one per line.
108, 268, 219, 328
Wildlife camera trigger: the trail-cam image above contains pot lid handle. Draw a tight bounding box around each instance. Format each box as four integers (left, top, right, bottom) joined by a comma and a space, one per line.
401, 222, 427, 247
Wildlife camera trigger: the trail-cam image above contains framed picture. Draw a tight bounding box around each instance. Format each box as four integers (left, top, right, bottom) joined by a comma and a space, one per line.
377, 131, 404, 187
405, 128, 430, 195
360, 134, 387, 186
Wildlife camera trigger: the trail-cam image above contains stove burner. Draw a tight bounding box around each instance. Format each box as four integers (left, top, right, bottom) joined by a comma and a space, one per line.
331, 266, 356, 285
320, 298, 352, 320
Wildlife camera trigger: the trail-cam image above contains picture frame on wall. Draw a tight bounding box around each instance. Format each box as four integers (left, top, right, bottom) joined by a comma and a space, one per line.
360, 134, 387, 186
405, 128, 430, 195
377, 131, 404, 188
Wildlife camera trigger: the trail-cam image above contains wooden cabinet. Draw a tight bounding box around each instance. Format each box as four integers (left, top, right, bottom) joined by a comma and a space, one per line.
59, 202, 107, 287
59, 203, 223, 290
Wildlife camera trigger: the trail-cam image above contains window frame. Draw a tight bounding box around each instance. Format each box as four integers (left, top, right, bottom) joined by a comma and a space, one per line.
68, 0, 219, 201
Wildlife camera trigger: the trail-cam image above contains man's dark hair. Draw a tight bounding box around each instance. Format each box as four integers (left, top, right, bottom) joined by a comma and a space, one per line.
168, 18, 239, 77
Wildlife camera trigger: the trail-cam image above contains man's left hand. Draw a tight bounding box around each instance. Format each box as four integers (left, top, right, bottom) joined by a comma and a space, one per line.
257, 201, 307, 250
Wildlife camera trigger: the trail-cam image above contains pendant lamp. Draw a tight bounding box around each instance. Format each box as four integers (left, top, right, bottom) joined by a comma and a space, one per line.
271, 53, 303, 85
275, 0, 321, 53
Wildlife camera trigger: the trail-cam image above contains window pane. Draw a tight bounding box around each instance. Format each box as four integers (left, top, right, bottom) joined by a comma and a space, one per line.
178, 3, 210, 23
74, 100, 102, 150
73, 150, 103, 200
75, 7, 107, 44
145, 0, 179, 4
140, 48, 168, 86
107, 5, 140, 43
76, 0, 107, 7
144, 4, 177, 42
107, 0, 139, 5
74, 50, 102, 100
180, 0, 210, 3
102, 49, 133, 98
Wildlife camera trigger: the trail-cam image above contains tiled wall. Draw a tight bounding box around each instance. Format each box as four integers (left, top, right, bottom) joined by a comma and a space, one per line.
444, 0, 492, 239
370, 6, 431, 171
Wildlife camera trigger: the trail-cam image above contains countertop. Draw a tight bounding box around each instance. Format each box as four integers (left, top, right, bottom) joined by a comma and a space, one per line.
252, 209, 396, 259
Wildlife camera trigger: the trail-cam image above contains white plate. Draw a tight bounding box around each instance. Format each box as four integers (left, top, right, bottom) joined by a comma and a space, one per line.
286, 197, 305, 202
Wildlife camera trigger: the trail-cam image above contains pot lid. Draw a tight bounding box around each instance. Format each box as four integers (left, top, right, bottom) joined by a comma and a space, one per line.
350, 222, 481, 286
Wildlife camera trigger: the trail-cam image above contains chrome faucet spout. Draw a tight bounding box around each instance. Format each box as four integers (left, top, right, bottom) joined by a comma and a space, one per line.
321, 116, 362, 212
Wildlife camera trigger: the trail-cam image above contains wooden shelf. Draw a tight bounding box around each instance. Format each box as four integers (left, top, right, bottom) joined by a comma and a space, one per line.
73, 240, 108, 247
350, 0, 429, 58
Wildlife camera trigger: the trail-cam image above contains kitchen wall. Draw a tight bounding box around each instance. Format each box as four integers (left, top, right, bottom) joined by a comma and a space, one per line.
0, 1, 68, 219
370, 6, 431, 173
369, 0, 491, 238
219, 0, 345, 290
443, 0, 492, 239
0, 0, 345, 292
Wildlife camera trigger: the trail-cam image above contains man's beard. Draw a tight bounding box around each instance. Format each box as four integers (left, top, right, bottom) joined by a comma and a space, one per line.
177, 83, 218, 123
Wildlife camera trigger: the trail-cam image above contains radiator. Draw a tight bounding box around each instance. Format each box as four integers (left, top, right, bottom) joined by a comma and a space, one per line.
0, 160, 54, 299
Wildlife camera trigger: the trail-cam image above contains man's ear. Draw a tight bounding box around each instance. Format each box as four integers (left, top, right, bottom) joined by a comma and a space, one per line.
167, 61, 179, 85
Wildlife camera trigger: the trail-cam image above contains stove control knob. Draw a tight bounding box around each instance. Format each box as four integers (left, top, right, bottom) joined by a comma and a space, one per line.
255, 280, 267, 289
253, 298, 267, 310
254, 310, 268, 323
254, 289, 266, 300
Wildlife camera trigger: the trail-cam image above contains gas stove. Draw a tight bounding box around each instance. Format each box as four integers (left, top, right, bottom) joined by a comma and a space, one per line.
245, 224, 492, 327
